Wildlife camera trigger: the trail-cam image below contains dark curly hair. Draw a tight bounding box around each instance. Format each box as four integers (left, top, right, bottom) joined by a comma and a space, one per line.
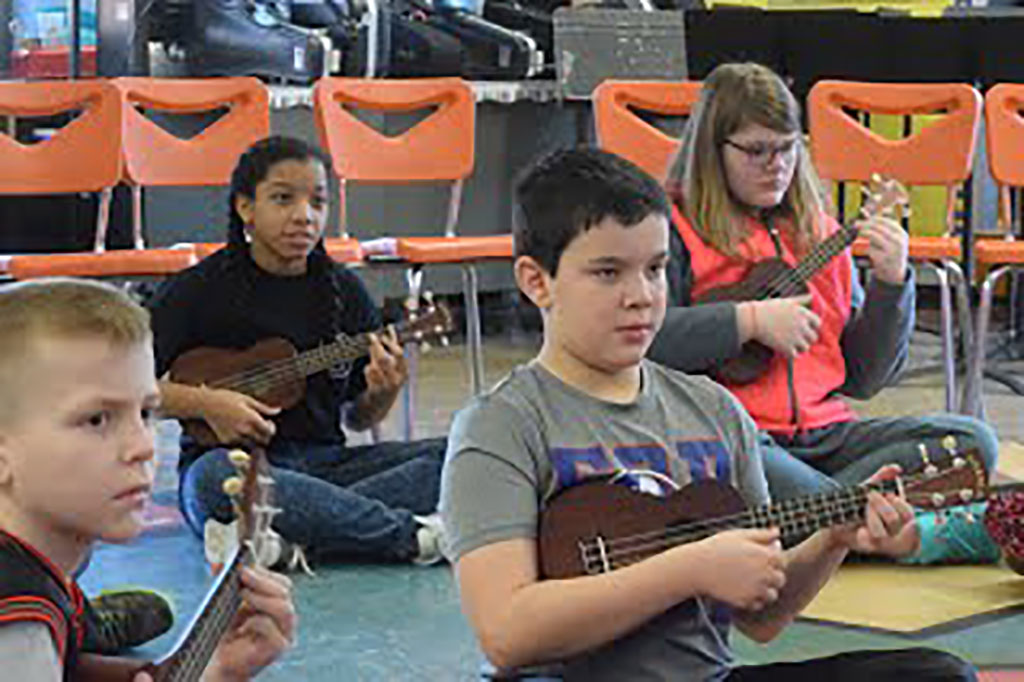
224, 135, 347, 345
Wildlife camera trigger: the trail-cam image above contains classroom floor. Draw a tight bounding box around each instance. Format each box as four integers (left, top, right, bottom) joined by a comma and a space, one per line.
81, 311, 1024, 680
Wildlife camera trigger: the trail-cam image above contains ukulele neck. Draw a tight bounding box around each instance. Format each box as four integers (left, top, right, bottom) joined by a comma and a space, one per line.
155, 549, 247, 682
682, 480, 900, 551
293, 333, 372, 378
762, 223, 859, 298
745, 479, 899, 543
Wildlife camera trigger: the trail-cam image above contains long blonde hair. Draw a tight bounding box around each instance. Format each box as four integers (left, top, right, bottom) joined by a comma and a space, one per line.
665, 62, 828, 258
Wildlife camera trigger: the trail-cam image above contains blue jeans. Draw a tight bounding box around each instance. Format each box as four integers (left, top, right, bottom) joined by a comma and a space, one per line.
179, 437, 446, 562
761, 414, 1000, 501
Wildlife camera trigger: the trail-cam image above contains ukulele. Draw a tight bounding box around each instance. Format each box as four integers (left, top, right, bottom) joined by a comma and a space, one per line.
539, 439, 986, 580
169, 296, 453, 447
76, 447, 279, 681
694, 176, 910, 385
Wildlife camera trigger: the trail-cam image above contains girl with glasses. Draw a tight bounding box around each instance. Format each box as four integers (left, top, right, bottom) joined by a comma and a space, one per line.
648, 62, 1000, 565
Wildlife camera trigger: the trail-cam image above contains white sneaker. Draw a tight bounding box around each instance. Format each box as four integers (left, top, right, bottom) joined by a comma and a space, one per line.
412, 513, 447, 566
204, 518, 314, 576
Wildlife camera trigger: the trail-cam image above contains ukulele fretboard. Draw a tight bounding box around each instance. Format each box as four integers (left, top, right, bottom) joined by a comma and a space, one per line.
158, 550, 246, 682
756, 224, 859, 300
578, 479, 900, 575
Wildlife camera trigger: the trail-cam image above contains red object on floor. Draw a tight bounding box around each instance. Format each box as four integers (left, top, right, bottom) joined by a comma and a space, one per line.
10, 46, 97, 78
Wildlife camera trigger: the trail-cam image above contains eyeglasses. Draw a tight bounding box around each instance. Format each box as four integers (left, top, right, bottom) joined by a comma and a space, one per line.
723, 138, 800, 165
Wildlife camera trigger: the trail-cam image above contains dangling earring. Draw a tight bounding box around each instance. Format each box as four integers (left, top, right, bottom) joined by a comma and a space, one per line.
243, 224, 253, 244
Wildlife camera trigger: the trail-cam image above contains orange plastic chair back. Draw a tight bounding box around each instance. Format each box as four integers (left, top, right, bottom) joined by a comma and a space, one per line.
313, 77, 475, 183
986, 84, 1024, 188
808, 81, 981, 186
113, 77, 270, 186
593, 80, 702, 182
984, 84, 1024, 232
0, 80, 122, 194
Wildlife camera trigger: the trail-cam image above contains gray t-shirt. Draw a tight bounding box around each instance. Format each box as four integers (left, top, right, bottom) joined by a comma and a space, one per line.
441, 360, 770, 682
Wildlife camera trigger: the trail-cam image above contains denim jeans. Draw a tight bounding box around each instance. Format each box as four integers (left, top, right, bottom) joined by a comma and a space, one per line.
761, 413, 1000, 501
179, 437, 446, 562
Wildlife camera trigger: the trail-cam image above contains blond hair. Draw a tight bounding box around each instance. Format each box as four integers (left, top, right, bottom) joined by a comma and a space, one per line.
0, 278, 151, 422
665, 62, 828, 258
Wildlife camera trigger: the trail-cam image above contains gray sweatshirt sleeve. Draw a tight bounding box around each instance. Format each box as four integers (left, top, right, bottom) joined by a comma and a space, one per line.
837, 262, 915, 399
648, 225, 742, 373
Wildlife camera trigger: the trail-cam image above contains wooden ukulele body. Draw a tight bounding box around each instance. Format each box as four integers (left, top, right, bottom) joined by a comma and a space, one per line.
169, 338, 306, 447
538, 478, 746, 580
694, 257, 810, 385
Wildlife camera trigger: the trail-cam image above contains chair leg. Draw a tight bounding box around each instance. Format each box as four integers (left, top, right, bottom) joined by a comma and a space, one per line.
963, 265, 1012, 419
93, 187, 114, 253
946, 261, 975, 412
462, 263, 485, 396
402, 267, 425, 442
931, 263, 956, 413
131, 185, 144, 249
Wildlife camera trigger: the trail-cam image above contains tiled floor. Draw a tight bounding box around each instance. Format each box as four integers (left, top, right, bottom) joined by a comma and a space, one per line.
81, 319, 1024, 680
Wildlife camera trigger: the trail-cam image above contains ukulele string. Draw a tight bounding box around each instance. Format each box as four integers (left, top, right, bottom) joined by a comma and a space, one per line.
174, 563, 245, 682
578, 464, 968, 572
207, 311, 442, 395
744, 188, 894, 303
576, 484, 882, 569
748, 225, 859, 302
205, 332, 371, 394
580, 492, 868, 571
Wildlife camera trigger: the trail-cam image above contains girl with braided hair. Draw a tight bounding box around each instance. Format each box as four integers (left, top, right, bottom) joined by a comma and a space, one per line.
150, 135, 447, 567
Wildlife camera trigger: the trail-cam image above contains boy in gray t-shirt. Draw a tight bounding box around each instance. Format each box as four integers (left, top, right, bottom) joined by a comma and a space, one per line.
440, 149, 975, 682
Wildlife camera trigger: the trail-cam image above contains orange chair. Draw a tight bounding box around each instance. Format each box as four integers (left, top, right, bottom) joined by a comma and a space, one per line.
112, 77, 335, 262
0, 80, 195, 279
962, 83, 1024, 417
314, 77, 505, 437
808, 81, 983, 412
593, 80, 703, 182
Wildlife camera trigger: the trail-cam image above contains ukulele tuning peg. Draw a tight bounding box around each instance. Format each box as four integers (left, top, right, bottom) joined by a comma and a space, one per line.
918, 443, 939, 475
434, 325, 444, 335
414, 331, 424, 341
953, 456, 966, 469
931, 492, 946, 508
424, 291, 434, 305
959, 489, 975, 503
222, 476, 244, 497
942, 434, 958, 453
228, 449, 251, 469
440, 335, 450, 348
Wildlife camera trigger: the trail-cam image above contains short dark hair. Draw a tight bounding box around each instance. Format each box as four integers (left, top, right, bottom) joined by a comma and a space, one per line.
514, 148, 671, 276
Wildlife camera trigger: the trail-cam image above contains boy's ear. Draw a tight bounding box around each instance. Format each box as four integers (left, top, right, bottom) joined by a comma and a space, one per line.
234, 194, 255, 227
514, 256, 553, 310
